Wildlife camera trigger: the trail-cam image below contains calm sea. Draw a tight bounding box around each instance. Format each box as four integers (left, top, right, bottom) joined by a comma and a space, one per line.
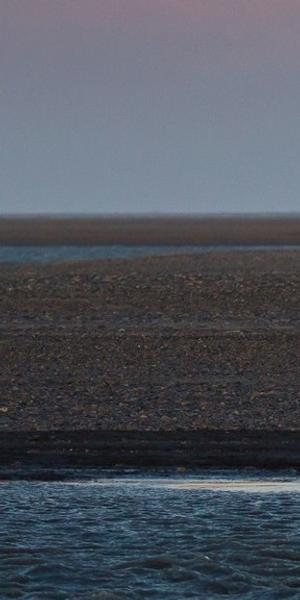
1, 244, 300, 263
1, 470, 300, 599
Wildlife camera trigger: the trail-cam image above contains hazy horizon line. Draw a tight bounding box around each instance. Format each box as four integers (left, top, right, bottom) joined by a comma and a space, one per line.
1, 212, 300, 220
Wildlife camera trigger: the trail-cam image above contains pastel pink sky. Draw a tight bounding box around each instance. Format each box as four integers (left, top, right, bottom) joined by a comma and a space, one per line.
9, 0, 300, 22
1, 1, 300, 213
2, 0, 298, 74
6, 0, 300, 38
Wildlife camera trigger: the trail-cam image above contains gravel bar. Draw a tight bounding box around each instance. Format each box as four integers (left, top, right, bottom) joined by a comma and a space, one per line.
1, 250, 300, 468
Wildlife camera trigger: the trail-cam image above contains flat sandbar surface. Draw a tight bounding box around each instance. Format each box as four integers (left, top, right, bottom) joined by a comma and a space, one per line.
1, 250, 300, 439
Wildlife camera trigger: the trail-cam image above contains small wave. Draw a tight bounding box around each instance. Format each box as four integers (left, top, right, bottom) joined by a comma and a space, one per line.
1, 473, 300, 599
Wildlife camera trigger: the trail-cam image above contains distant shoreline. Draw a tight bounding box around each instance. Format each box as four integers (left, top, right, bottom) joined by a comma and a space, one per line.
1, 215, 300, 246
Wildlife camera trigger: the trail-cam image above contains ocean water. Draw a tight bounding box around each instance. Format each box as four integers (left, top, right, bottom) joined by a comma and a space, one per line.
1, 244, 300, 263
1, 470, 300, 599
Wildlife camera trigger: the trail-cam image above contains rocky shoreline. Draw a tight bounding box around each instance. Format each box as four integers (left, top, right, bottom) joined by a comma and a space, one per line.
1, 250, 300, 469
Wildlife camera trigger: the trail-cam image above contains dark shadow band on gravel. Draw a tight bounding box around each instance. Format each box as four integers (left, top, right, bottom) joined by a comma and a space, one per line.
1, 430, 300, 479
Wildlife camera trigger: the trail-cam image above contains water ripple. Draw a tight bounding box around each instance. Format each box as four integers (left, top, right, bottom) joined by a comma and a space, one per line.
0, 474, 300, 599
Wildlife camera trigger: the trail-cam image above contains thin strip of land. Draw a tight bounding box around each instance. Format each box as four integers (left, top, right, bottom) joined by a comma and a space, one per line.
1, 215, 300, 245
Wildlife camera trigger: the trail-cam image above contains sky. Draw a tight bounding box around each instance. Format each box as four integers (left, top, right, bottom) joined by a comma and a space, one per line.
1, 0, 300, 214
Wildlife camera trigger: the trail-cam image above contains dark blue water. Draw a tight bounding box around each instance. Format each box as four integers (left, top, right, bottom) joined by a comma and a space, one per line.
1, 245, 300, 263
1, 471, 300, 599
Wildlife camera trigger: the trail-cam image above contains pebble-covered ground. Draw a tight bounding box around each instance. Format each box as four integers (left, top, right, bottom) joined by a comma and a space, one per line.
1, 251, 300, 432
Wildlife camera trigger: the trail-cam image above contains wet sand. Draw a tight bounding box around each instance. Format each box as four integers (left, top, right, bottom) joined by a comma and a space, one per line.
1, 248, 300, 469
1, 431, 300, 476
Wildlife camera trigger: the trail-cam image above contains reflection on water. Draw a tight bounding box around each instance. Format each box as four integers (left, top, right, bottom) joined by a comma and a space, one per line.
1, 244, 300, 263
0, 471, 300, 599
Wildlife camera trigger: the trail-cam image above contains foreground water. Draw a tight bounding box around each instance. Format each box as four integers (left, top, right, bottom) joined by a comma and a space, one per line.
1, 244, 300, 263
1, 471, 300, 599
